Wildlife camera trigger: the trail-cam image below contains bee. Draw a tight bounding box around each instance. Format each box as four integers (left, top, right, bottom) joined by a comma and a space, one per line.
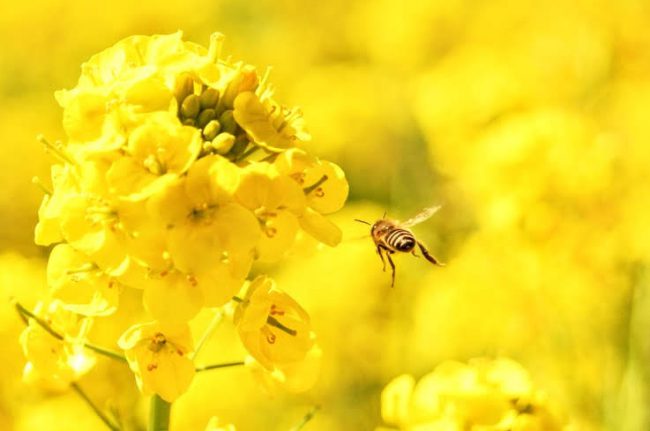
355, 206, 444, 287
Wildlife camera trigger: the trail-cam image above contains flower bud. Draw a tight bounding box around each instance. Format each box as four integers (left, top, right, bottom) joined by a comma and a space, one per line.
202, 120, 221, 141
200, 88, 220, 109
180, 94, 201, 119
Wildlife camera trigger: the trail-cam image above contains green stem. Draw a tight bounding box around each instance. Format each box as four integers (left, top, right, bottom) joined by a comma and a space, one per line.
191, 309, 224, 361
290, 406, 320, 431
71, 382, 120, 431
148, 395, 171, 431
195, 361, 245, 372
15, 302, 127, 363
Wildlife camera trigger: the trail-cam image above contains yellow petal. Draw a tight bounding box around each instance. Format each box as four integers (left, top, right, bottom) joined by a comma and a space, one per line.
143, 272, 204, 323
298, 208, 342, 247
256, 211, 300, 263
233, 92, 294, 152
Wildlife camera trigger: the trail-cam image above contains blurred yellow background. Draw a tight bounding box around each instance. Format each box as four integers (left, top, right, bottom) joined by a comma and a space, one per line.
2, 0, 650, 430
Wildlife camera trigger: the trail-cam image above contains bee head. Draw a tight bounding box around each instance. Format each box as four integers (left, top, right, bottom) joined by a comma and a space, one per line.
371, 219, 393, 237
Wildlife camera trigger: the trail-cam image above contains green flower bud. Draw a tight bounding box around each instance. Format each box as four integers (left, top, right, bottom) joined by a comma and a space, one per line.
219, 110, 238, 135
212, 133, 236, 155
200, 88, 220, 110
180, 94, 201, 119
202, 120, 221, 141
197, 109, 217, 129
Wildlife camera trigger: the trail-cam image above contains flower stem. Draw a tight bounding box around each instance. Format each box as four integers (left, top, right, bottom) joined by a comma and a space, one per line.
195, 361, 245, 372
191, 309, 224, 361
290, 406, 320, 431
148, 395, 171, 431
71, 382, 121, 431
14, 302, 127, 363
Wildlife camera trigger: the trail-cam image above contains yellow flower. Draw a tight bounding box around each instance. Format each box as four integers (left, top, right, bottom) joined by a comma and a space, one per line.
233, 91, 310, 152
275, 149, 349, 214
106, 111, 202, 200
118, 321, 195, 402
379, 358, 570, 431
47, 243, 120, 316
234, 276, 315, 371
235, 162, 306, 262
148, 156, 259, 305
20, 301, 95, 390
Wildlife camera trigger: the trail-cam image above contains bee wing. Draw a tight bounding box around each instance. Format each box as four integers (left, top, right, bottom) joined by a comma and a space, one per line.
400, 205, 442, 228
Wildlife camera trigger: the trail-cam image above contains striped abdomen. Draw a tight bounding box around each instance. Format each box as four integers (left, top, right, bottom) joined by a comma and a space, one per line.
384, 228, 416, 252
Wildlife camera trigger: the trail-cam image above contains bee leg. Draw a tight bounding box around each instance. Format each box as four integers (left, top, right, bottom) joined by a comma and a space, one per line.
417, 241, 444, 266
385, 250, 396, 287
376, 245, 387, 272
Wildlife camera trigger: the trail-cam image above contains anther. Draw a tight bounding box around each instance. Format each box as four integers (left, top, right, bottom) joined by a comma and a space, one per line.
148, 332, 167, 353
265, 226, 277, 238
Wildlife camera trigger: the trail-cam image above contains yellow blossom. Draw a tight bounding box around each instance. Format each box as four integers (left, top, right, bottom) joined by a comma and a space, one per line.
106, 111, 202, 200
234, 276, 315, 371
233, 91, 310, 152
47, 243, 120, 316
378, 358, 570, 431
235, 162, 306, 262
19, 301, 95, 390
118, 321, 195, 402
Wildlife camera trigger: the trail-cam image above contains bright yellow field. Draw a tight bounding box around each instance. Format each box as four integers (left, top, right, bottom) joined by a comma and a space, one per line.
2, 1, 650, 430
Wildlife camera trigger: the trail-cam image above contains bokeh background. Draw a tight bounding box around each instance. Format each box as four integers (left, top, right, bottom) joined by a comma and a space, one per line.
2, 0, 650, 430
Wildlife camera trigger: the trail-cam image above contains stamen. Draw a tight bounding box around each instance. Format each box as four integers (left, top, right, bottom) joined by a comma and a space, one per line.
291, 172, 306, 185
264, 226, 277, 238
38, 135, 74, 165
270, 304, 285, 316
208, 33, 225, 63
148, 333, 167, 353
303, 174, 328, 195
314, 187, 325, 198
32, 176, 52, 195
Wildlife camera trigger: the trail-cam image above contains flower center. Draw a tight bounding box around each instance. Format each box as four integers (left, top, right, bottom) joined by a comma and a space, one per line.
148, 332, 167, 353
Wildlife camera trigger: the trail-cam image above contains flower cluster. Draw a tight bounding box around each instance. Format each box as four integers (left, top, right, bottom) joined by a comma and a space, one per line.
378, 358, 569, 431
25, 32, 348, 402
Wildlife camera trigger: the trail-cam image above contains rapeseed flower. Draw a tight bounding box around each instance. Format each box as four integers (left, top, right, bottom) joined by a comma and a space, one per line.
26, 30, 348, 408
378, 358, 569, 431
20, 301, 95, 390
118, 321, 194, 402
234, 276, 316, 371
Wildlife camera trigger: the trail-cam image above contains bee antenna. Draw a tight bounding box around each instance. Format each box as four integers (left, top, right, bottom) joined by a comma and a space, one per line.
382, 210, 387, 219
354, 219, 372, 226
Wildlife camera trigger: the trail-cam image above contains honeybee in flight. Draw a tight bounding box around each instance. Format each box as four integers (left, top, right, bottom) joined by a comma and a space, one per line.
355, 206, 444, 287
